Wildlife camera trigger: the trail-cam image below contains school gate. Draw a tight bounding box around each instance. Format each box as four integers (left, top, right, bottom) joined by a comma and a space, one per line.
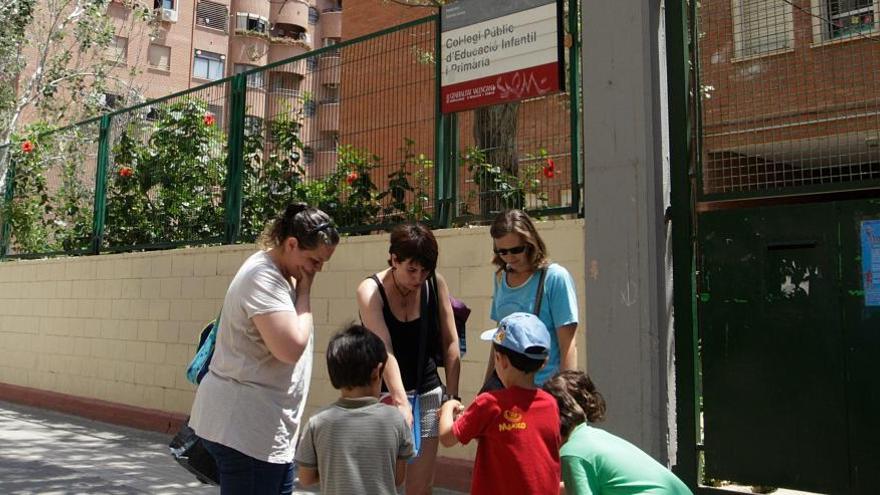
673, 0, 880, 492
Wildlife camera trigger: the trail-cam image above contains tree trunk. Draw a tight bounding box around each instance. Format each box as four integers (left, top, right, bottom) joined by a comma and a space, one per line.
473, 102, 519, 216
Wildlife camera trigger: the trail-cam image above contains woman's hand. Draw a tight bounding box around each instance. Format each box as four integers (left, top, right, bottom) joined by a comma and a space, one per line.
295, 266, 315, 297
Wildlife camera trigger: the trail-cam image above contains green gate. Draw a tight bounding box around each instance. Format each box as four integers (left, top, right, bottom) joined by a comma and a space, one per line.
698, 200, 880, 493
668, 0, 880, 491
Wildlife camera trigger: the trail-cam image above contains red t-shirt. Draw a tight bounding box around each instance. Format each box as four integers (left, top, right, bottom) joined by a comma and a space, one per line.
452, 386, 561, 495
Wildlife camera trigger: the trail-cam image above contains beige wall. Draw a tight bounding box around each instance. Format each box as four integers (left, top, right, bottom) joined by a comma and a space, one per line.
0, 220, 584, 461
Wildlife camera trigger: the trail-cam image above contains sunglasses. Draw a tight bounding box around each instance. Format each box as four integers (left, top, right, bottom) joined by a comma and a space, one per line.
493, 245, 527, 256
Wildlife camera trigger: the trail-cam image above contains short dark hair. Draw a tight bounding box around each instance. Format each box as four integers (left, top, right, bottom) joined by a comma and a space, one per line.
388, 223, 438, 273
326, 324, 388, 389
493, 343, 545, 373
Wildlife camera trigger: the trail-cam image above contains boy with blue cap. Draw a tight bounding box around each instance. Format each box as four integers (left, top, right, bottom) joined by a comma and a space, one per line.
438, 312, 561, 495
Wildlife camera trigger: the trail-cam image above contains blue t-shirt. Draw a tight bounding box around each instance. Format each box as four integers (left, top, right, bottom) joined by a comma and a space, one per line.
491, 263, 579, 385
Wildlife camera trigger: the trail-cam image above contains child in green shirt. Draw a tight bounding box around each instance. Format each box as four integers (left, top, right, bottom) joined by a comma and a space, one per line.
542, 371, 692, 495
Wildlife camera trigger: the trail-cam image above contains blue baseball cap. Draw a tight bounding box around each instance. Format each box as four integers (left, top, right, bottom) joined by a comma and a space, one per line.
480, 312, 550, 360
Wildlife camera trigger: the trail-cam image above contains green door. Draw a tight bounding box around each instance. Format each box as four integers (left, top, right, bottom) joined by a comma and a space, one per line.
697, 200, 880, 493
837, 199, 880, 493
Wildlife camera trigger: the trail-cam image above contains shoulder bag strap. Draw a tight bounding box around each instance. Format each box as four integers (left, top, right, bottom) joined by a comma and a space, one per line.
414, 277, 432, 393
533, 267, 547, 316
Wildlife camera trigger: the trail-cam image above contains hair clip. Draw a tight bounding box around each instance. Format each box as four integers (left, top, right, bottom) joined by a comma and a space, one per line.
310, 221, 335, 233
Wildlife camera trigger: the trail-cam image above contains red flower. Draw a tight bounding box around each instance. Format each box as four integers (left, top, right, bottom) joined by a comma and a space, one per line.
346, 171, 359, 185
203, 113, 216, 126
21, 140, 34, 153
119, 166, 134, 178
542, 166, 555, 178
545, 157, 555, 170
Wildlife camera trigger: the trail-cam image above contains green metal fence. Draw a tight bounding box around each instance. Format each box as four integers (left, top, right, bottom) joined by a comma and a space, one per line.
0, 12, 581, 259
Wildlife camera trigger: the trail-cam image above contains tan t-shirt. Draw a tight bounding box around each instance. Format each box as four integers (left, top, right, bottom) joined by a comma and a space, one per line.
190, 250, 313, 464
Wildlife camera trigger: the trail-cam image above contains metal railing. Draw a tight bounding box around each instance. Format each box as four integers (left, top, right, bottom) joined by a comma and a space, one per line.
1, 10, 582, 259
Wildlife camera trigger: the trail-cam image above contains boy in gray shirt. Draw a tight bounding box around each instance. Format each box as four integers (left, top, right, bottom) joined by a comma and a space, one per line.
296, 324, 414, 494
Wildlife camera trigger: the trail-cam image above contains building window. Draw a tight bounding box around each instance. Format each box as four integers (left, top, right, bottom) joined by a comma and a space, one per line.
234, 64, 264, 88
155, 0, 175, 9
107, 35, 128, 62
148, 44, 171, 70
323, 1, 342, 13
193, 50, 225, 80
731, 0, 793, 58
817, 0, 878, 40
235, 12, 268, 34
308, 6, 319, 24
101, 93, 122, 110
196, 1, 228, 31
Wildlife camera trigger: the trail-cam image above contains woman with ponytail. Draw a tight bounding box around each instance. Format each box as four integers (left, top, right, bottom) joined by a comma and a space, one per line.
542, 371, 692, 495
190, 203, 339, 495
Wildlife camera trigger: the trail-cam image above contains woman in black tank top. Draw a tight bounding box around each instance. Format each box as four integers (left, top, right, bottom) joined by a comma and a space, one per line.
356, 223, 461, 495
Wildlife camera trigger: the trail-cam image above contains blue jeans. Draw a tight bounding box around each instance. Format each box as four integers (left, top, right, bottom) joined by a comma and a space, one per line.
203, 439, 294, 495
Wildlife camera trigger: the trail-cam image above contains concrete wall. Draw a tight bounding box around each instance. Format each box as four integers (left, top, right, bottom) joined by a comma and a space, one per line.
582, 0, 674, 463
0, 219, 585, 462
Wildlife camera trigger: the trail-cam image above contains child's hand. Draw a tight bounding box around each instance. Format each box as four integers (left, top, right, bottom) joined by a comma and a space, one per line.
451, 401, 465, 420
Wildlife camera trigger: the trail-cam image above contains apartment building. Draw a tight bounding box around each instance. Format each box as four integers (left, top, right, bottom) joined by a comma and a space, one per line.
698, 0, 880, 196
98, 0, 342, 158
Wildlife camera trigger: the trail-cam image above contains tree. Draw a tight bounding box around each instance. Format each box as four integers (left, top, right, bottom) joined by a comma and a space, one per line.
0, 0, 156, 191
385, 0, 525, 215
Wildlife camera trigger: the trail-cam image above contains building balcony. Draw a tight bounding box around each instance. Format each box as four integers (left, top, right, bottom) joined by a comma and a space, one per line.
268, 44, 309, 72
233, 0, 271, 19
270, 1, 309, 30
317, 102, 339, 132
319, 10, 341, 38
269, 89, 303, 115
318, 55, 341, 86
228, 36, 269, 66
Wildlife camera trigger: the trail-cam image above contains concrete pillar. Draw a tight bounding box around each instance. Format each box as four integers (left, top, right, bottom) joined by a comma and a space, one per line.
581, 0, 674, 462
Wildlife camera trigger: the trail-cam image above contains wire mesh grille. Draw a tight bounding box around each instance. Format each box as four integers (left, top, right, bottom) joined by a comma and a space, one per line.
453, 92, 576, 221
102, 82, 231, 250
699, 0, 880, 197
2, 122, 99, 256
238, 20, 437, 238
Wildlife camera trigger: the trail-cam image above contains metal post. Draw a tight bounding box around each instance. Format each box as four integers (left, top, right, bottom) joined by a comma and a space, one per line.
446, 113, 459, 226
665, 0, 699, 488
224, 74, 247, 245
433, 13, 448, 229
91, 115, 111, 255
0, 149, 15, 259
568, 0, 582, 214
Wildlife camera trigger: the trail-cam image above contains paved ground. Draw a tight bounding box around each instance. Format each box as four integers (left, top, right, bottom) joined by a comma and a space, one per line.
0, 401, 463, 495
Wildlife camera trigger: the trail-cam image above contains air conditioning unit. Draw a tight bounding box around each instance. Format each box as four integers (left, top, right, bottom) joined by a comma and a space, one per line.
158, 8, 178, 23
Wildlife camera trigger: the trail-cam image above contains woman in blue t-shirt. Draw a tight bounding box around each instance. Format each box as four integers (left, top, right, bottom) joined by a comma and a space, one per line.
482, 209, 579, 389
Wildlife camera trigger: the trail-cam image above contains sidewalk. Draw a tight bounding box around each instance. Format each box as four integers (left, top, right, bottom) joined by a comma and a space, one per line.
0, 400, 464, 495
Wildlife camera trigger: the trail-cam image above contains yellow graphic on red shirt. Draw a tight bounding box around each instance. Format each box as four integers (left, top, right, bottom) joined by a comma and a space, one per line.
499, 407, 527, 432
